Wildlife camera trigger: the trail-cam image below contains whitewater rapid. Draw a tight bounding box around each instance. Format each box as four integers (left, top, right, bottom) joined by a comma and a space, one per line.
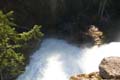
17, 38, 120, 80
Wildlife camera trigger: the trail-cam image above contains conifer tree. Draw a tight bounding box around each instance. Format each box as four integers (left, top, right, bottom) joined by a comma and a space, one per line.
0, 10, 43, 80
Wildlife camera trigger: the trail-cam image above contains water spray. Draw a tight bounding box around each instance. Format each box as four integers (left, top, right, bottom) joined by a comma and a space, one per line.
17, 38, 120, 80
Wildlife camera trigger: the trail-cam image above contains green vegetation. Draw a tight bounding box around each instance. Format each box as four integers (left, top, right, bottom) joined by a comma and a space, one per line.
0, 10, 43, 80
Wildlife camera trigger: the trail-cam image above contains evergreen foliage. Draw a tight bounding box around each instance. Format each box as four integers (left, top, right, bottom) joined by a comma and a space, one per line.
0, 10, 43, 80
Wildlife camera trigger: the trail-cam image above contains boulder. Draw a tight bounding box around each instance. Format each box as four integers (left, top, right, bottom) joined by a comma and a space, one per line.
99, 56, 120, 79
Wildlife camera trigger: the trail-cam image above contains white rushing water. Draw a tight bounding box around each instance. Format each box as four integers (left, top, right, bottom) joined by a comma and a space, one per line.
17, 38, 120, 80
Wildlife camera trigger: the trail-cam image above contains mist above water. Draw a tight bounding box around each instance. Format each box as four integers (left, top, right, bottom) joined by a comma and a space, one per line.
17, 38, 120, 80
78, 42, 120, 73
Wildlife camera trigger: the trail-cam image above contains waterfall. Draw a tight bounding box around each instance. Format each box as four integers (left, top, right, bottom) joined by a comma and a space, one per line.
17, 38, 120, 80
78, 42, 120, 73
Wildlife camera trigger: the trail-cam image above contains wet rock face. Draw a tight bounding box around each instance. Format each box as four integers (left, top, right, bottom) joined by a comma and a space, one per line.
99, 56, 120, 79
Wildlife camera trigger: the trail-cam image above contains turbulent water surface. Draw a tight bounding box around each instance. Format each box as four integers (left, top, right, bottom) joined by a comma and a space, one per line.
17, 38, 120, 80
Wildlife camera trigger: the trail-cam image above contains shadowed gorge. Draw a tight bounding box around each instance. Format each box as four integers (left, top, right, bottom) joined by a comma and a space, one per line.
0, 0, 120, 43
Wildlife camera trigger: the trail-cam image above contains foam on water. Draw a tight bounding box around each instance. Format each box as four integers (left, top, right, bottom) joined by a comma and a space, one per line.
17, 38, 120, 80
78, 42, 120, 73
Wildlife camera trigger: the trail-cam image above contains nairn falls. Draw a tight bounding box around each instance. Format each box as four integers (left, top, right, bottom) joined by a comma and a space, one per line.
17, 38, 120, 80
1, 0, 120, 80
